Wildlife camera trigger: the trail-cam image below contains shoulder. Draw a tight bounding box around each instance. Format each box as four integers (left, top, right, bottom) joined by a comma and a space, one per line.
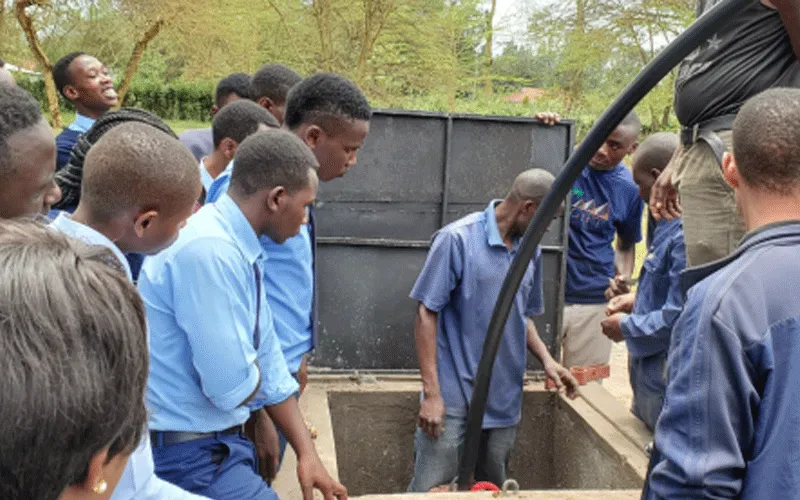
431, 212, 484, 248
55, 128, 80, 147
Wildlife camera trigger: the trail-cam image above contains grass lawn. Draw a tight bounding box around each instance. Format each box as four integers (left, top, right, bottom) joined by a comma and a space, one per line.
52, 111, 209, 136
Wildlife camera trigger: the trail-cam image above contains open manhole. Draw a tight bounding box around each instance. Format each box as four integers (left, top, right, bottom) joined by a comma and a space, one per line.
328, 390, 644, 497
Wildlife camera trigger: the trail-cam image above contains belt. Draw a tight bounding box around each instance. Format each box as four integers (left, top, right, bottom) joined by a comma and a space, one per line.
680, 114, 736, 167
150, 424, 244, 447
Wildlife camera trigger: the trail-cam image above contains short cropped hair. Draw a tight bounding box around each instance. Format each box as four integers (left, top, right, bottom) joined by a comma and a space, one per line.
509, 168, 555, 205
632, 132, 679, 174
249, 63, 302, 104
0, 85, 43, 176
619, 110, 642, 138
54, 107, 177, 211
0, 219, 148, 500
734, 88, 800, 194
215, 72, 251, 108
284, 72, 371, 132
212, 99, 279, 148
53, 51, 86, 98
81, 122, 199, 221
230, 128, 319, 197
0, 57, 5, 67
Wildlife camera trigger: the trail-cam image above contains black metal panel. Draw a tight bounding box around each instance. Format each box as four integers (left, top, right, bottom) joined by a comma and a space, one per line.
312, 109, 574, 371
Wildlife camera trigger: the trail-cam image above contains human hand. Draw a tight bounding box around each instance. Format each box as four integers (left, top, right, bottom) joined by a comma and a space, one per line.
245, 409, 280, 482
297, 355, 309, 395
607, 292, 636, 316
604, 275, 632, 301
297, 452, 348, 500
534, 112, 561, 126
544, 361, 580, 400
650, 165, 681, 221
418, 393, 446, 439
601, 313, 626, 343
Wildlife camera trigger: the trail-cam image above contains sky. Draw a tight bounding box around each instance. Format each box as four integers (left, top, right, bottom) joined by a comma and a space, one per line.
493, 0, 544, 52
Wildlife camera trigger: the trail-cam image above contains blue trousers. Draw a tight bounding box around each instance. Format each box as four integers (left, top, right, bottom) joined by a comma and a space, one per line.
407, 415, 517, 493
151, 430, 278, 500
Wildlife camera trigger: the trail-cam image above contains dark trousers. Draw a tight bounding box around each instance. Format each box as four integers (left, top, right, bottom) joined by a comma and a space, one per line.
151, 430, 278, 500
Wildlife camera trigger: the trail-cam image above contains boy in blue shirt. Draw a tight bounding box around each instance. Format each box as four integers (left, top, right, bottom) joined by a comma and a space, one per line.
0, 85, 62, 218
52, 52, 118, 171
139, 129, 346, 500
643, 87, 800, 499
49, 122, 209, 500
408, 168, 579, 493
600, 132, 684, 432
561, 111, 644, 368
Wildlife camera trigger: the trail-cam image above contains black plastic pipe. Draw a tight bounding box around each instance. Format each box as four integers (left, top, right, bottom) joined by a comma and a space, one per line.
456, 0, 756, 490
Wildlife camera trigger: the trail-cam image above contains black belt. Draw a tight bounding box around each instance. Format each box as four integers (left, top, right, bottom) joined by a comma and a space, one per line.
680, 114, 736, 167
150, 424, 244, 447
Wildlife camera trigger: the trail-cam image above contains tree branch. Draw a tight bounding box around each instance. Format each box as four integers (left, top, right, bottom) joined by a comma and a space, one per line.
116, 17, 164, 106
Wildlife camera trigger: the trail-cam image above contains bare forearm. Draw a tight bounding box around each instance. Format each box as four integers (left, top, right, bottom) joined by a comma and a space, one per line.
615, 242, 636, 278
265, 397, 315, 459
415, 304, 440, 397
526, 318, 556, 367
767, 0, 800, 59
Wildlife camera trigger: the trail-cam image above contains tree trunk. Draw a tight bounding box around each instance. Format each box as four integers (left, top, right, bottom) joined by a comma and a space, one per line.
483, 0, 496, 96
14, 0, 61, 128
116, 18, 164, 106
311, 0, 334, 72
356, 0, 395, 84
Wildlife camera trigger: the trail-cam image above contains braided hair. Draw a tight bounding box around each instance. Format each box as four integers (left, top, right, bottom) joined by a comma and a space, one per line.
53, 108, 176, 212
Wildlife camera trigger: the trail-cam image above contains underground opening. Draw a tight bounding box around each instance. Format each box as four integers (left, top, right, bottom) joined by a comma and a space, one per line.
328, 390, 644, 497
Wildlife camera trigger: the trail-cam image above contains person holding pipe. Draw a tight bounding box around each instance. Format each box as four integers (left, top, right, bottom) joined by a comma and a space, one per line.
407, 168, 579, 493
650, 0, 800, 267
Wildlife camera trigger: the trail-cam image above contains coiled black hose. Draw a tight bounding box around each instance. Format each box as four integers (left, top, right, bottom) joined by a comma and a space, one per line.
456, 0, 756, 489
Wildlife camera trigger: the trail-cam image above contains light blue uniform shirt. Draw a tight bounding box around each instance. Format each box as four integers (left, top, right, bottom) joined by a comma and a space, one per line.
410, 201, 544, 428
204, 170, 315, 374
68, 112, 95, 133
198, 158, 215, 193
140, 194, 299, 432
49, 213, 208, 500
204, 161, 233, 205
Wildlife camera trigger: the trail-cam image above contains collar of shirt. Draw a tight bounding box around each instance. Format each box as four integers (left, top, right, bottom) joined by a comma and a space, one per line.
199, 157, 215, 192
49, 212, 133, 280
484, 199, 519, 250
67, 113, 96, 134
214, 193, 263, 264
680, 220, 800, 297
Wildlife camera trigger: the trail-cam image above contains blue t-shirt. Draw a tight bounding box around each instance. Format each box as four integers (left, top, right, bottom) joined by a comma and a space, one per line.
566, 164, 643, 304
410, 201, 544, 428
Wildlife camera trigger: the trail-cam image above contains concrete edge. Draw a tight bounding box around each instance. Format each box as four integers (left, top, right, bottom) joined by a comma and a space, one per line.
351, 490, 644, 499
577, 384, 653, 452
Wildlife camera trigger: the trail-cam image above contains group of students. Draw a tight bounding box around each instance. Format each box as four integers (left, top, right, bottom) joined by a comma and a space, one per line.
0, 55, 369, 500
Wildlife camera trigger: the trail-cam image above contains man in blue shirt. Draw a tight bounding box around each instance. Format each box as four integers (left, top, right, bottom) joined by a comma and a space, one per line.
642, 88, 800, 499
180, 72, 252, 161
201, 73, 371, 471
408, 169, 579, 493
0, 85, 62, 218
198, 100, 278, 202
49, 122, 208, 500
139, 129, 347, 500
561, 111, 644, 368
52, 52, 118, 171
599, 133, 684, 432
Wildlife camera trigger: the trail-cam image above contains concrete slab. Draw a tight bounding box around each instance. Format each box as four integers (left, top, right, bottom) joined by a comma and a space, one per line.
352, 491, 642, 499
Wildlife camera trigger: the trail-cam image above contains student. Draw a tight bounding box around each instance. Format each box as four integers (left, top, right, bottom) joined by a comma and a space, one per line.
561, 111, 644, 368
249, 63, 303, 124
0, 57, 15, 86
180, 72, 251, 161
599, 132, 684, 432
0, 85, 62, 218
0, 220, 149, 500
643, 88, 800, 499
204, 63, 303, 203
199, 99, 279, 202
52, 108, 183, 281
202, 73, 371, 472
52, 52, 118, 171
50, 122, 207, 500
139, 129, 347, 500
408, 169, 579, 493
